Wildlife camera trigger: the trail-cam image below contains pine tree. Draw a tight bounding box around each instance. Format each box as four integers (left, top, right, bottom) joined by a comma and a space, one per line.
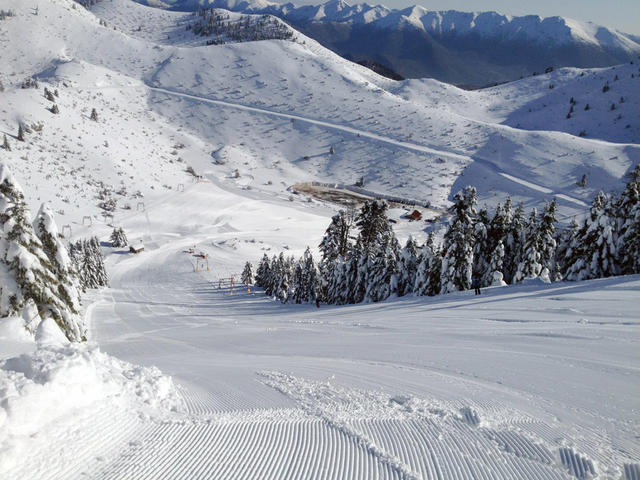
487, 240, 506, 286
318, 209, 353, 302
513, 209, 543, 282
414, 233, 441, 296
2, 134, 9, 151
109, 227, 128, 248
90, 108, 99, 121
355, 200, 400, 303
364, 235, 399, 303
538, 199, 558, 281
616, 166, 640, 274
290, 260, 305, 304
565, 192, 618, 281
503, 201, 526, 283
33, 203, 85, 341
0, 165, 73, 337
300, 247, 317, 303
273, 253, 292, 303
255, 253, 271, 288
472, 207, 491, 286
17, 123, 24, 141
70, 237, 109, 289
241, 261, 253, 286
397, 236, 418, 296
555, 219, 578, 281
50, 104, 59, 114
440, 187, 476, 293
262, 255, 278, 297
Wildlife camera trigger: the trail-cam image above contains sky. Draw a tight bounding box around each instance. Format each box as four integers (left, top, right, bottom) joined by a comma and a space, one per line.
285, 0, 640, 35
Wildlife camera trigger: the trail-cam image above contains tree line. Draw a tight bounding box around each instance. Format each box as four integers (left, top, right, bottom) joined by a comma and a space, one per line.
250, 166, 640, 304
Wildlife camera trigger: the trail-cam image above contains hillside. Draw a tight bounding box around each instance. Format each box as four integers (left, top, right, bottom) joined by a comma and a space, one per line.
0, 0, 639, 479
1, 0, 638, 228
159, 0, 640, 86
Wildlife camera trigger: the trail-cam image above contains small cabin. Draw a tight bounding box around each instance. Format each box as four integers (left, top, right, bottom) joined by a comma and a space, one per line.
404, 210, 422, 221
129, 243, 144, 254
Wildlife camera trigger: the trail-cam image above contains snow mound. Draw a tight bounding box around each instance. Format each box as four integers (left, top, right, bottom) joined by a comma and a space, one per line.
0, 342, 182, 472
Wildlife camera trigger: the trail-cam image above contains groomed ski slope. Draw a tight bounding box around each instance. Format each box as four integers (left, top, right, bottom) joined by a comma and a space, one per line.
61, 182, 639, 480
0, 0, 638, 478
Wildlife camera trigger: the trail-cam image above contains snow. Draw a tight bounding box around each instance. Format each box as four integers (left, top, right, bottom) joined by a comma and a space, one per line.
0, 0, 638, 478
0, 342, 182, 478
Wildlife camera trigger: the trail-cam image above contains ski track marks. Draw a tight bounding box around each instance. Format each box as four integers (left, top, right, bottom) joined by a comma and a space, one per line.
257, 371, 628, 480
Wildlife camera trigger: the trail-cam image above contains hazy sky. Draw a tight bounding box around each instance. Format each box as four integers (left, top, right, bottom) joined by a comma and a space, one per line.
286, 0, 640, 35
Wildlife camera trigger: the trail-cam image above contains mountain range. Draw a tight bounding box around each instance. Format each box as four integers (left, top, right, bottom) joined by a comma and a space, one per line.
148, 0, 640, 86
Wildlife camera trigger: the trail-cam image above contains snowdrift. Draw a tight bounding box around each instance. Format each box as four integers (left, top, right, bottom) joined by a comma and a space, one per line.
0, 341, 182, 475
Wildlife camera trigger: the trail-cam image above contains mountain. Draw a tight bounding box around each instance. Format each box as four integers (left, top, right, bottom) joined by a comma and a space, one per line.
0, 1, 639, 478
159, 0, 640, 87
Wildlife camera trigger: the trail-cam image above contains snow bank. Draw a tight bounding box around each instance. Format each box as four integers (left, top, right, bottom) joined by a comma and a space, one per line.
0, 342, 182, 472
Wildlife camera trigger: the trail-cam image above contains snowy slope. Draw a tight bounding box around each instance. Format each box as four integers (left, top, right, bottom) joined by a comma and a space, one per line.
0, 0, 639, 478
5, 181, 639, 478
2, 0, 638, 230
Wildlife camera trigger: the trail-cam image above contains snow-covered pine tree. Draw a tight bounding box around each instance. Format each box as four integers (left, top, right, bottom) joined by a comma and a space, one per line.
472, 207, 491, 286
255, 253, 270, 289
487, 240, 506, 286
555, 219, 578, 281
397, 236, 418, 297
325, 257, 348, 304
274, 253, 292, 303
355, 200, 400, 303
364, 234, 400, 303
70, 237, 109, 289
565, 191, 619, 280
440, 186, 477, 293
110, 227, 128, 248
290, 260, 305, 304
615, 165, 640, 274
300, 247, 317, 303
2, 134, 9, 151
504, 201, 526, 284
538, 199, 558, 281
513, 209, 543, 283
33, 203, 85, 341
414, 233, 441, 296
0, 165, 73, 337
318, 209, 353, 302
264, 255, 279, 296
241, 261, 253, 286
340, 248, 366, 303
